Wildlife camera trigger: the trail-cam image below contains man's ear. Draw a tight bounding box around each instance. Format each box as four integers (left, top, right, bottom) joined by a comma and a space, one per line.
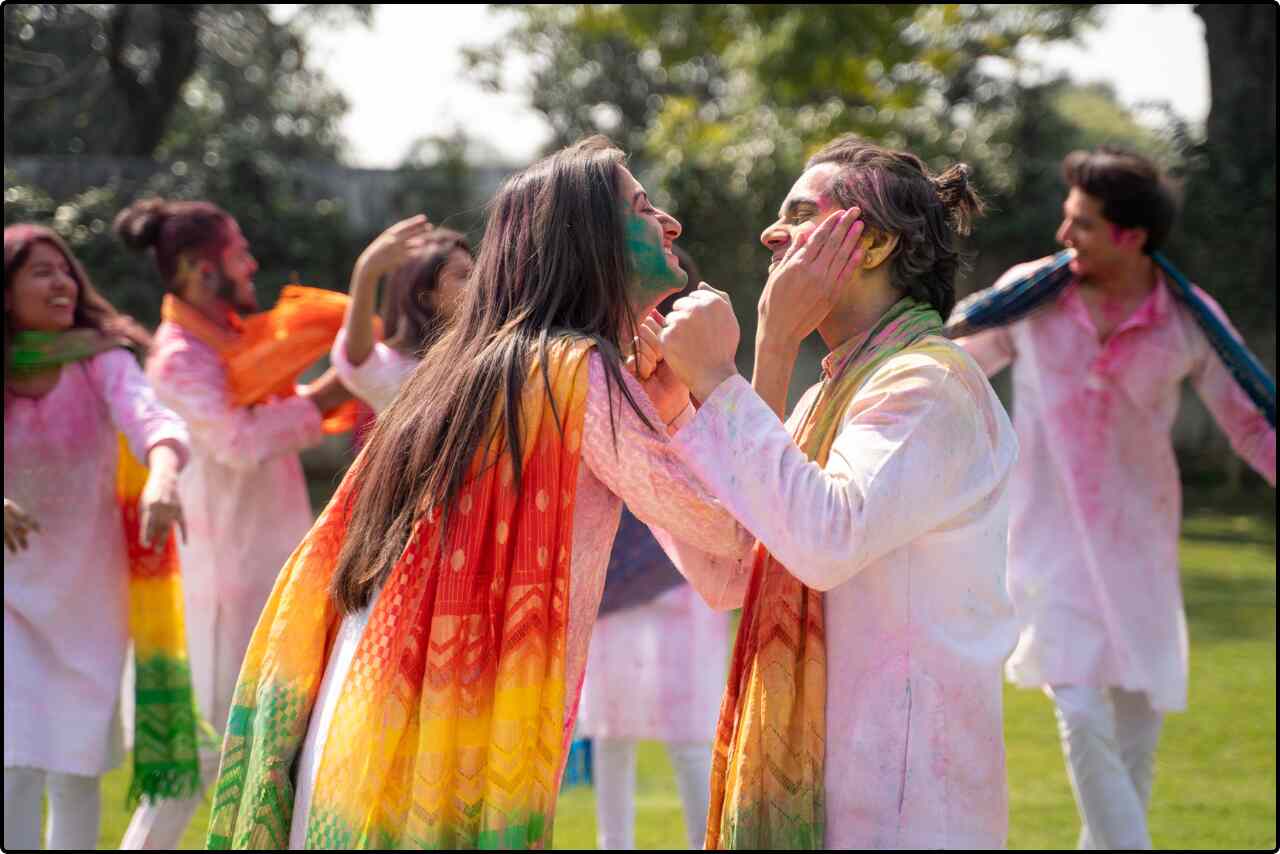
1109, 224, 1148, 253
861, 227, 900, 271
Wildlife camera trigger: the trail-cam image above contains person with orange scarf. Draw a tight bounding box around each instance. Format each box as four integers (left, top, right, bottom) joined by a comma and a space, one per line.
648, 136, 1021, 849
109, 198, 354, 849
205, 137, 756, 849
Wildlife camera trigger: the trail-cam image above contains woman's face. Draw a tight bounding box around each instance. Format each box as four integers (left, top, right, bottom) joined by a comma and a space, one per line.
430, 247, 475, 322
6, 242, 78, 333
616, 166, 686, 309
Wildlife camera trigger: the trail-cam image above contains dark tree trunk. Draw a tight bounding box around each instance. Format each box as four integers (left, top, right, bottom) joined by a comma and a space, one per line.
106, 4, 201, 157
1190, 4, 1276, 366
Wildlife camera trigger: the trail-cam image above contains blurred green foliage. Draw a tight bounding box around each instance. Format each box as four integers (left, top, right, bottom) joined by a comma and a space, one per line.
3, 4, 421, 328
466, 4, 1273, 389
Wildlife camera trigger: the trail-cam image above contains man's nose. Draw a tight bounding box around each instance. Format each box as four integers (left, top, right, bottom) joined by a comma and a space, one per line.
761, 222, 788, 251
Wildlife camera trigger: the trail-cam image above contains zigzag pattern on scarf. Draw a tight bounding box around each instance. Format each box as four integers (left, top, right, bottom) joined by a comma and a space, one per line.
707, 301, 943, 850
208, 342, 592, 850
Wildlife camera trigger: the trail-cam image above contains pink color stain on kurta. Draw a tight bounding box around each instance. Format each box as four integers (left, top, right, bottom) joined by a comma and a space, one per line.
960, 264, 1275, 713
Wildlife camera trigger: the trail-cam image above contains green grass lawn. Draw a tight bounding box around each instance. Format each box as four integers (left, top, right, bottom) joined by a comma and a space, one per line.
90, 499, 1275, 849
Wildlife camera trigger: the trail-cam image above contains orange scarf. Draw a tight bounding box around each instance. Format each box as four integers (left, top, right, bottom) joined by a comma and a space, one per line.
160, 287, 357, 433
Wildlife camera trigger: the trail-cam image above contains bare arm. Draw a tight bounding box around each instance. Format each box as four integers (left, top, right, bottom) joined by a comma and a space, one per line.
342, 214, 434, 366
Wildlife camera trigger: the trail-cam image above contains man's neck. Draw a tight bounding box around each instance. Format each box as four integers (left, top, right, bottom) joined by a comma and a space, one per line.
176, 291, 238, 331
1080, 254, 1158, 300
817, 274, 901, 353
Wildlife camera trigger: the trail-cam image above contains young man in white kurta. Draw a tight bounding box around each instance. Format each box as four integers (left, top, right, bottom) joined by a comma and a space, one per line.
651, 147, 1021, 848
120, 223, 346, 849
957, 148, 1276, 849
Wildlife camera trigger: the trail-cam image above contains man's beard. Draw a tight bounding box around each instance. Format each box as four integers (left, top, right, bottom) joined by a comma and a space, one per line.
214, 269, 258, 314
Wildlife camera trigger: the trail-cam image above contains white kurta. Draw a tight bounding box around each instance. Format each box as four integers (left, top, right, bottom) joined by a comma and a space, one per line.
577, 580, 728, 744
4, 350, 189, 775
959, 268, 1276, 712
329, 328, 418, 414
663, 336, 1021, 849
288, 352, 756, 847
146, 321, 325, 734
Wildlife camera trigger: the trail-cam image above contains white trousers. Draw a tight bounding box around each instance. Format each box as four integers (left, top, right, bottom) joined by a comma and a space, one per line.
117, 752, 220, 849
591, 738, 712, 850
3, 766, 102, 850
1049, 684, 1164, 850
120, 606, 243, 850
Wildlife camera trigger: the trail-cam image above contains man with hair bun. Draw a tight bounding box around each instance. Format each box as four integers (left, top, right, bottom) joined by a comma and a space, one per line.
644, 134, 1020, 848
111, 198, 353, 849
956, 146, 1276, 849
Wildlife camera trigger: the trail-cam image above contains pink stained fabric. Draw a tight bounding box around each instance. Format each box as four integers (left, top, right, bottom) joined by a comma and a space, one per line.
288, 350, 756, 845
329, 328, 418, 415
145, 320, 325, 734
576, 582, 729, 743
4, 349, 190, 775
958, 266, 1276, 713
663, 339, 1021, 849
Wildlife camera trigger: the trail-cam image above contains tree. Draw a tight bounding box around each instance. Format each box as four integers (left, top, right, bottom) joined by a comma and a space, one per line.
4, 4, 370, 159
1179, 5, 1275, 363
466, 4, 1102, 384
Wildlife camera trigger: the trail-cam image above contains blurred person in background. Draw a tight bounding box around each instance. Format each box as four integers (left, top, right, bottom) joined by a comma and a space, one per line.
578, 246, 730, 850
954, 146, 1276, 850
4, 224, 191, 851
331, 214, 473, 414
112, 198, 354, 849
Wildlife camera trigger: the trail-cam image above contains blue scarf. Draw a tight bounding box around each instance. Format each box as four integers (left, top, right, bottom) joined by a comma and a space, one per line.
945, 250, 1275, 428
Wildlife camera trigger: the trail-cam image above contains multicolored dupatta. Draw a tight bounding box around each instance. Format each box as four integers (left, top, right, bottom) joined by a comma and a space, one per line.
8, 330, 202, 806
207, 339, 593, 850
160, 286, 361, 434
705, 299, 944, 850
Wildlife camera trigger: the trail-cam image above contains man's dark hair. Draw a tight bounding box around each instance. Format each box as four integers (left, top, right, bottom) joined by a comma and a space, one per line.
806, 135, 985, 319
1061, 146, 1181, 253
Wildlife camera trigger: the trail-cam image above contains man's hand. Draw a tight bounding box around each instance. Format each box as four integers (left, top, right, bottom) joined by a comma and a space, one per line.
758, 207, 865, 350
657, 283, 741, 402
3, 498, 39, 554
300, 367, 355, 415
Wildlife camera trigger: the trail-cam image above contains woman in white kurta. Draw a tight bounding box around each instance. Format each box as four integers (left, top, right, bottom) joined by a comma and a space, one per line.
331, 217, 473, 414
278, 143, 756, 848
577, 508, 729, 849
4, 224, 189, 851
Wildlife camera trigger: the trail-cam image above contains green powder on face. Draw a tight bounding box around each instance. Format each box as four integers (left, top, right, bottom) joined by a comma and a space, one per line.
625, 213, 685, 294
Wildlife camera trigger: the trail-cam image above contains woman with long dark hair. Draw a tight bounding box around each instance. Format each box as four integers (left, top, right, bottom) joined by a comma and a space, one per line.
332, 215, 474, 413
207, 136, 754, 850
3, 225, 193, 850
